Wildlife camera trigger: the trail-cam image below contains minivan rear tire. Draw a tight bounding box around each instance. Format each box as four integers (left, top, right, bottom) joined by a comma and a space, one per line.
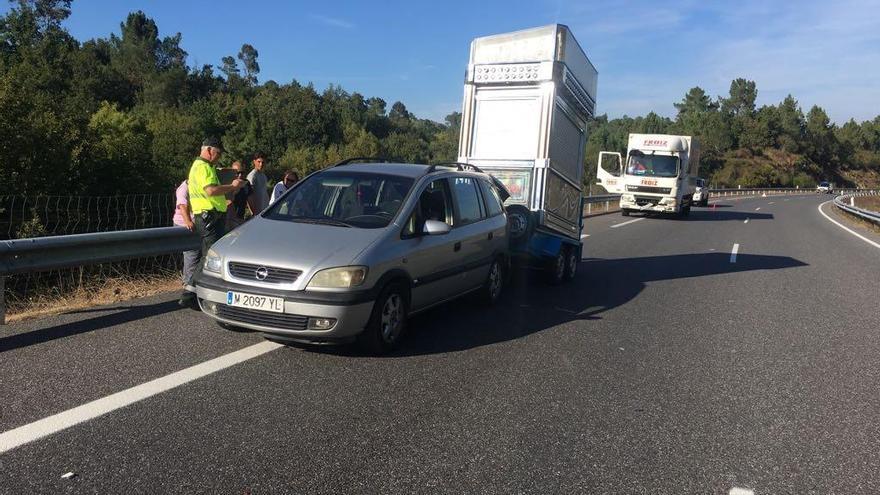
479, 258, 504, 305
359, 283, 408, 355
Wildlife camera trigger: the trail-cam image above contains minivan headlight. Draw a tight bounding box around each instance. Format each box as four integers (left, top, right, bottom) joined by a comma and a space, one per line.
204, 249, 222, 274
307, 266, 368, 289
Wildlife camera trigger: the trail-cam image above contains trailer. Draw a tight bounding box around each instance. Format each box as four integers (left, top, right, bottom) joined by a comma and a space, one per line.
456, 24, 597, 284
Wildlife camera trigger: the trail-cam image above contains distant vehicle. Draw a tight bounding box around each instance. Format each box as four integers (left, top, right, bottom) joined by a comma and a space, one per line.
693, 178, 710, 206
456, 24, 597, 284
817, 181, 833, 194
192, 160, 510, 354
596, 134, 702, 217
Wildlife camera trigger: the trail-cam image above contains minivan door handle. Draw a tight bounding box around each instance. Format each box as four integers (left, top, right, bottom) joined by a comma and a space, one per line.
454, 242, 462, 252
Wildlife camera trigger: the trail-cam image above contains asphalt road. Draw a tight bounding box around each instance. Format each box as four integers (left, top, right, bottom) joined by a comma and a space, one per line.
1, 194, 879, 494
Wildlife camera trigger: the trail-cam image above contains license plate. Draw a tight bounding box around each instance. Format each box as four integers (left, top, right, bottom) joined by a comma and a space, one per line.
226, 291, 284, 313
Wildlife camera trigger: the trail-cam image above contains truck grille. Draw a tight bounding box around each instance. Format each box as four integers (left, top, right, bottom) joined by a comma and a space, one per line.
626, 185, 672, 194
635, 196, 660, 206
215, 305, 308, 331
228, 262, 301, 284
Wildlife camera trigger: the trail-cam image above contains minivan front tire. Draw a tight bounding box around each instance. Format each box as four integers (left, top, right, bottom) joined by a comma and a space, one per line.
359, 283, 408, 355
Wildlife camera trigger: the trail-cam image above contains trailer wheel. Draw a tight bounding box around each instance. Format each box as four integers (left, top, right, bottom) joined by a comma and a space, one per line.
546, 248, 567, 285
506, 205, 534, 244
563, 246, 578, 282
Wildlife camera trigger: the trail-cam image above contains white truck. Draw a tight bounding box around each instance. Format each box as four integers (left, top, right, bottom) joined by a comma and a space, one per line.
596, 134, 701, 217
456, 24, 597, 283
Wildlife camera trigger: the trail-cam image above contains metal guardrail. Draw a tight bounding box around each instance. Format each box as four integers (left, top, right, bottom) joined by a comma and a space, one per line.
834, 191, 880, 225
0, 227, 199, 323
2, 186, 878, 323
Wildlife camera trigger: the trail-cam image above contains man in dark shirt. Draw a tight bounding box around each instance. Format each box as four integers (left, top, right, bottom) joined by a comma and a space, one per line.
226, 161, 259, 230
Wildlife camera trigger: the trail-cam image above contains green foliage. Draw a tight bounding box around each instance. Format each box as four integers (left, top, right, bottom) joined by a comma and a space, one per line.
1, 3, 878, 197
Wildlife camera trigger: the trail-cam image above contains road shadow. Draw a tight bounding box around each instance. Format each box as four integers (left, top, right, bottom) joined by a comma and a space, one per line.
0, 300, 182, 353
632, 211, 775, 222
367, 252, 806, 357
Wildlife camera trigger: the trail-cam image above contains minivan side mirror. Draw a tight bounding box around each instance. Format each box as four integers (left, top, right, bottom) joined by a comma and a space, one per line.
422, 220, 451, 235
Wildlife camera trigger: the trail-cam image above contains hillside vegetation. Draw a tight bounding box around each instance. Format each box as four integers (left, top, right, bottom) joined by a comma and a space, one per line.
585, 83, 880, 189
1, 1, 878, 197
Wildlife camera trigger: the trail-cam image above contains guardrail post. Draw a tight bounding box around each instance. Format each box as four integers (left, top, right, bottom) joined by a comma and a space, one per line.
1, 276, 5, 325
851, 197, 855, 207
587, 203, 591, 215
605, 201, 608, 212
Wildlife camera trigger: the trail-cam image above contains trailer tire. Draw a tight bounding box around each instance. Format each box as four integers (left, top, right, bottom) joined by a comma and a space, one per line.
563, 246, 578, 282
546, 248, 567, 285
506, 205, 534, 245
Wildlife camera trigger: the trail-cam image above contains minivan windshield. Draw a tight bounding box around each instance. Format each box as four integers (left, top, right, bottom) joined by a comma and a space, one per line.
626, 152, 679, 178
265, 171, 414, 229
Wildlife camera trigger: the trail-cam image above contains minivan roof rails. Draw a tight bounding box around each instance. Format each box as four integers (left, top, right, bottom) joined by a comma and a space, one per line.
331, 157, 395, 167
425, 162, 486, 174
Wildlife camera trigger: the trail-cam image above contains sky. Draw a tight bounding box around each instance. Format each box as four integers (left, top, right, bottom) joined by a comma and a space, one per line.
5, 0, 879, 124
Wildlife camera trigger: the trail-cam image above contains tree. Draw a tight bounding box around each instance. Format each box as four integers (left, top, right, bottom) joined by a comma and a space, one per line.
237, 43, 259, 85
721, 78, 757, 117
674, 87, 717, 116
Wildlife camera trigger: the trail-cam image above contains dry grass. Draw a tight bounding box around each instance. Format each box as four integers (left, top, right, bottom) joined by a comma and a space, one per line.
832, 200, 880, 235
854, 195, 880, 213
5, 273, 182, 324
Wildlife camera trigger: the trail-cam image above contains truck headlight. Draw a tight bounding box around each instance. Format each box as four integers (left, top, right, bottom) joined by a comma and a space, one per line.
307, 266, 368, 289
622, 194, 635, 202
204, 249, 222, 273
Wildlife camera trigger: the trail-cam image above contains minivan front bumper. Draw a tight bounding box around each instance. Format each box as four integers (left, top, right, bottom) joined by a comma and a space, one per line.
194, 274, 375, 342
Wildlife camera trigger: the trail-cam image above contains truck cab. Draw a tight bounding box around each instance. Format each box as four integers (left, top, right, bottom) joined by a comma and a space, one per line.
597, 134, 701, 217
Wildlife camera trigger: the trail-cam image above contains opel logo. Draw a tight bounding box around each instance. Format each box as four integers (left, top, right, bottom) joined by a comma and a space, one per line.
255, 266, 269, 281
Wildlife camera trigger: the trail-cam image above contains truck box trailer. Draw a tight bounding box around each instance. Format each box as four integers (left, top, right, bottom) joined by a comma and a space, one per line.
596, 134, 701, 217
456, 24, 597, 283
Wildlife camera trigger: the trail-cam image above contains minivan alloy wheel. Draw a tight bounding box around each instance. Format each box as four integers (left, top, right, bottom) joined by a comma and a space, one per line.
488, 262, 502, 300
380, 294, 403, 343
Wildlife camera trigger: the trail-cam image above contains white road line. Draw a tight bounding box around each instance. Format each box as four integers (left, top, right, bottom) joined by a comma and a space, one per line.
743, 218, 749, 224
611, 218, 644, 229
730, 243, 740, 263
768, 201, 775, 204
817, 201, 880, 249
580, 234, 590, 238
0, 341, 283, 455
755, 207, 761, 211
729, 488, 754, 495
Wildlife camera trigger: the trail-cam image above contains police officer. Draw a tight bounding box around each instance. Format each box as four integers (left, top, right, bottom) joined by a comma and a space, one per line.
180, 137, 244, 307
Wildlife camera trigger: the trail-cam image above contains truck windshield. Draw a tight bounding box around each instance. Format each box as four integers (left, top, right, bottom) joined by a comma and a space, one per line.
265, 171, 414, 229
626, 153, 679, 178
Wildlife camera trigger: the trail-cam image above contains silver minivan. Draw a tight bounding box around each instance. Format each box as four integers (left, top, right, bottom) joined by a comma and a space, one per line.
193, 161, 510, 353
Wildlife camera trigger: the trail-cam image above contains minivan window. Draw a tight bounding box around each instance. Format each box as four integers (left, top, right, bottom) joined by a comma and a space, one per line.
479, 179, 504, 217
265, 171, 413, 229
451, 177, 485, 225
402, 179, 453, 237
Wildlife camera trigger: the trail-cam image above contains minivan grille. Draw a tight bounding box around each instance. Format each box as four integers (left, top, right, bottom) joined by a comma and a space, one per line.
228, 262, 301, 284
216, 305, 308, 331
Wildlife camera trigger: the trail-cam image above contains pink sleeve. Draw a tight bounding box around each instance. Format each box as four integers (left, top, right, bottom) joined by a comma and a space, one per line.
176, 182, 189, 207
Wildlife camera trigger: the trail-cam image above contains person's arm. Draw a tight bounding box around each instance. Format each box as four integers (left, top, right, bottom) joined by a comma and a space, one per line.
176, 204, 194, 230
204, 180, 243, 196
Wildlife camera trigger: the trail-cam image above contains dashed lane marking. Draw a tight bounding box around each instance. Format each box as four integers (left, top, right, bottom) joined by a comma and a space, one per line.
729, 488, 754, 495
755, 207, 761, 211
744, 218, 749, 224
610, 218, 645, 229
730, 243, 740, 263
0, 341, 284, 454
817, 201, 880, 250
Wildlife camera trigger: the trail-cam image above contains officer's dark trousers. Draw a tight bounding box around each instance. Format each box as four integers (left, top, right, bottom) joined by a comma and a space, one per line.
194, 210, 226, 256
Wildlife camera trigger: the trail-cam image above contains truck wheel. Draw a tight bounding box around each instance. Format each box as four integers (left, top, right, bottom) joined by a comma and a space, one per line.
621, 209, 630, 217
563, 246, 578, 282
358, 283, 408, 355
681, 204, 691, 217
546, 249, 567, 285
